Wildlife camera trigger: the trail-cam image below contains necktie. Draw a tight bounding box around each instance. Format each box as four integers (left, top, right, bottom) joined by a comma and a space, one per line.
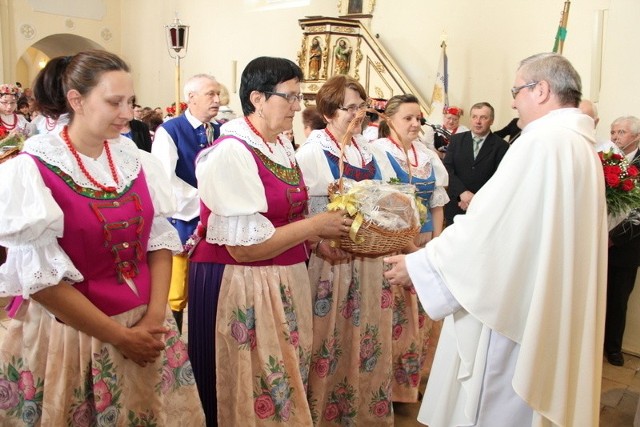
204, 122, 214, 145
473, 136, 483, 159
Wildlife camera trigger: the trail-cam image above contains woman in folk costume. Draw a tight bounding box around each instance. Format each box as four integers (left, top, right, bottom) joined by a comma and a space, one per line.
188, 56, 348, 426
370, 94, 449, 402
0, 83, 30, 136
295, 75, 397, 426
0, 50, 205, 426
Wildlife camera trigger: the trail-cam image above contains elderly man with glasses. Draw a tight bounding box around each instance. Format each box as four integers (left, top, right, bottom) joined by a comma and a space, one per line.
385, 53, 607, 427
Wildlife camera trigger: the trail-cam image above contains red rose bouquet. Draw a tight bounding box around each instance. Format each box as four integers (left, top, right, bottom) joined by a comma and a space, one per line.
600, 149, 640, 229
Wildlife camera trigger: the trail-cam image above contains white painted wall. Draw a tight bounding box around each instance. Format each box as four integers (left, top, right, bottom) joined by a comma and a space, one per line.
1, 0, 639, 140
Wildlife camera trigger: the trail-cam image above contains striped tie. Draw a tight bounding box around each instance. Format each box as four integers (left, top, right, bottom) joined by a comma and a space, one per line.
473, 136, 482, 159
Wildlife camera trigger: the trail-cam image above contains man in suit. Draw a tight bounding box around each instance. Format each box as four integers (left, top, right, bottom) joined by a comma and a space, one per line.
442, 102, 509, 225
151, 74, 221, 331
605, 115, 640, 366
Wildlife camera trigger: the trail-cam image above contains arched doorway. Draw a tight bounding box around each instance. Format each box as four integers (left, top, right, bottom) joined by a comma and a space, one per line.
16, 33, 104, 88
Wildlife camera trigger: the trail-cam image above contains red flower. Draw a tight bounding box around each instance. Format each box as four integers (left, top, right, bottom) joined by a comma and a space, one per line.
622, 179, 635, 192
628, 165, 639, 178
606, 173, 621, 187
604, 165, 622, 176
254, 394, 276, 419
315, 358, 330, 378
166, 340, 188, 368
372, 400, 390, 417
324, 403, 340, 421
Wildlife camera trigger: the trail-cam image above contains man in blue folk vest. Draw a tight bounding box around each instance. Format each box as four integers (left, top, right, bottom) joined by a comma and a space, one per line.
152, 74, 221, 331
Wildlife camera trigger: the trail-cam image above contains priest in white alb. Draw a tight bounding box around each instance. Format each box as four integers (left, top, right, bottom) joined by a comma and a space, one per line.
384, 53, 608, 427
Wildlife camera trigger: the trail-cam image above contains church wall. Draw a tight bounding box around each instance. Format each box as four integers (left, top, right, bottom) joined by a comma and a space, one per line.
0, 0, 637, 142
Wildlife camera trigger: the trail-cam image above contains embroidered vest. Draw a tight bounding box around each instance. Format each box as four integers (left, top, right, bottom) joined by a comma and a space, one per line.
161, 114, 221, 188
31, 154, 154, 316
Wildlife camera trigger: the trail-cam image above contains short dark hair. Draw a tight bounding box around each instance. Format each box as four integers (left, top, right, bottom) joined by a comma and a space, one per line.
470, 102, 495, 119
239, 57, 303, 116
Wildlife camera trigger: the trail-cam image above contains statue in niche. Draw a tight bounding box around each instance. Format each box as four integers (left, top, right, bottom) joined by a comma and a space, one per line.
333, 39, 352, 75
308, 37, 322, 80
348, 0, 363, 14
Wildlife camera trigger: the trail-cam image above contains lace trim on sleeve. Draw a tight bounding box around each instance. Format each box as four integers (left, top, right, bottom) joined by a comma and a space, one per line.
309, 196, 329, 217
148, 216, 183, 253
430, 187, 450, 208
0, 230, 83, 298
206, 212, 275, 246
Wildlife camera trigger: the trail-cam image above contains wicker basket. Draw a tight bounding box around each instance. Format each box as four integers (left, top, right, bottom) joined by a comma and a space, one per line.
335, 219, 420, 257
326, 107, 421, 256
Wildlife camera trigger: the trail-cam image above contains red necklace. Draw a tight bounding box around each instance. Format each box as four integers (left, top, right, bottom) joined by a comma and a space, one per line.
61, 126, 119, 193
245, 117, 282, 153
244, 117, 294, 167
389, 136, 418, 167
0, 113, 18, 130
324, 128, 365, 167
45, 117, 57, 131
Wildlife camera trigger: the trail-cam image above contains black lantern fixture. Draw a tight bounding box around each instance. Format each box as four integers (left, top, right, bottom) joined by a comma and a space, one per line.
165, 16, 190, 115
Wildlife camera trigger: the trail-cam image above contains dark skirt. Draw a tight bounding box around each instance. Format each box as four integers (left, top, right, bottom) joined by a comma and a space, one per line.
188, 262, 225, 427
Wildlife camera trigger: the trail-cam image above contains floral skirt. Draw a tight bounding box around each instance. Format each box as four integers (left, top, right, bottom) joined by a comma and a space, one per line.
215, 263, 314, 426
0, 300, 205, 426
307, 253, 393, 426
390, 283, 441, 402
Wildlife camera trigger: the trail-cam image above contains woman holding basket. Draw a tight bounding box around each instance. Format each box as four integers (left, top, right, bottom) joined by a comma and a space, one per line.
296, 75, 398, 426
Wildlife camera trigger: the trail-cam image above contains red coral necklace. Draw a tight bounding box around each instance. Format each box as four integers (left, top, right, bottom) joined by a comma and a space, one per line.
244, 117, 294, 168
61, 126, 119, 193
389, 136, 418, 167
0, 113, 18, 131
325, 128, 365, 167
244, 117, 281, 153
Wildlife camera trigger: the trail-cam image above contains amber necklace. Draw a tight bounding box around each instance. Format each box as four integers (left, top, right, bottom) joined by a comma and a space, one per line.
389, 136, 418, 167
325, 127, 365, 167
0, 113, 18, 130
61, 126, 119, 193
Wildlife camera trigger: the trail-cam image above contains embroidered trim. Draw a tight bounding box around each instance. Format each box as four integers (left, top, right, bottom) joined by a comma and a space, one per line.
249, 145, 303, 186
38, 159, 134, 199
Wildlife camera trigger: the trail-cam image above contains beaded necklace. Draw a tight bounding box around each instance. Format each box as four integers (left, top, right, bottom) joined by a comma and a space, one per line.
61, 126, 119, 193
0, 113, 18, 130
388, 136, 418, 167
244, 117, 294, 167
45, 117, 57, 132
324, 127, 365, 167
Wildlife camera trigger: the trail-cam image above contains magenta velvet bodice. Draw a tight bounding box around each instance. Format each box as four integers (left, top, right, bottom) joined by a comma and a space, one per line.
190, 136, 309, 266
31, 154, 154, 316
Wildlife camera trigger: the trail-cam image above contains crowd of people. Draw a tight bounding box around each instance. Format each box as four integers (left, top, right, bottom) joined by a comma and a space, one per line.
0, 48, 634, 427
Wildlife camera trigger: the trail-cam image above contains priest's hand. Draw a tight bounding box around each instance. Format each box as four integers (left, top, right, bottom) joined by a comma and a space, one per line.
384, 254, 413, 287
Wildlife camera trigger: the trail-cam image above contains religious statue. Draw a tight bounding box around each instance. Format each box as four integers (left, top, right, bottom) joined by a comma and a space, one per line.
308, 37, 322, 80
333, 39, 352, 75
